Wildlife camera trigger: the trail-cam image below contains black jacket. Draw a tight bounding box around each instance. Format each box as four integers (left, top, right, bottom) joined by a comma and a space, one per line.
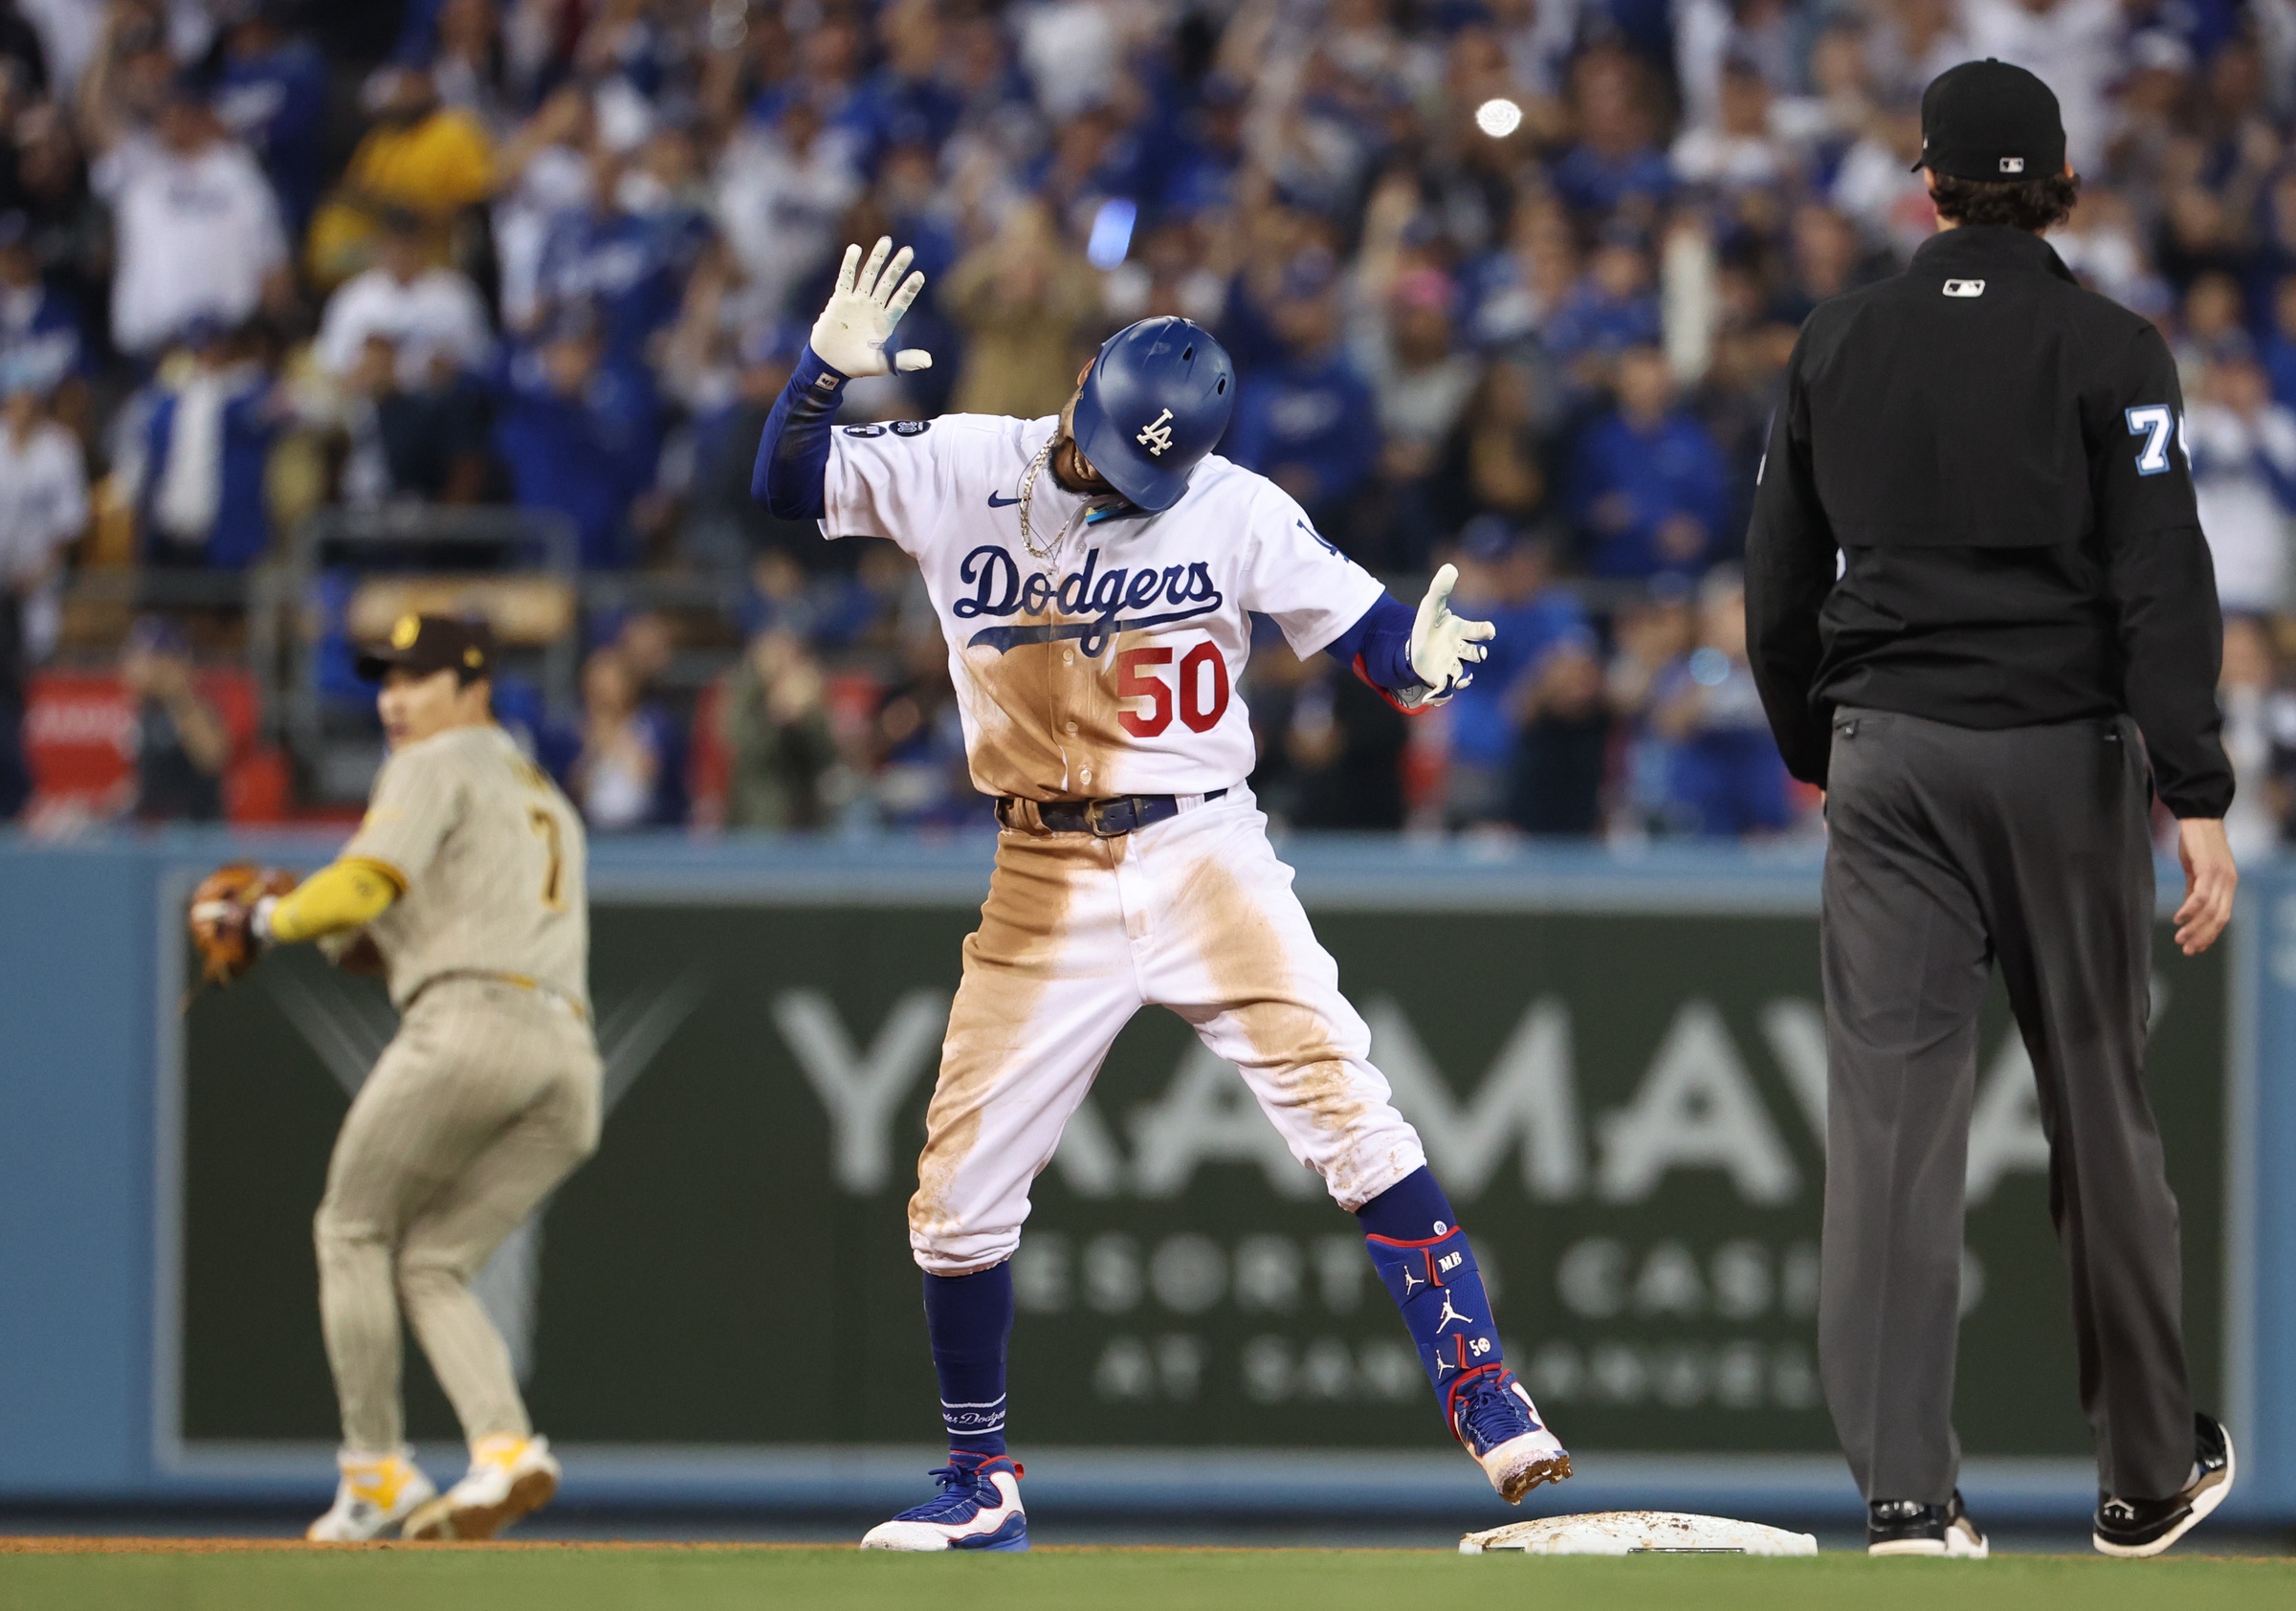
1744, 225, 2233, 817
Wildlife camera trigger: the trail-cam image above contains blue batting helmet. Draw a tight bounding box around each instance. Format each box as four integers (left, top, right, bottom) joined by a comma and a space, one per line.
1070, 318, 1235, 513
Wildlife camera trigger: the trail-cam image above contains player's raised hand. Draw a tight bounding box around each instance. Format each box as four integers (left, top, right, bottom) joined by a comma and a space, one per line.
1405, 563, 1495, 707
810, 236, 934, 378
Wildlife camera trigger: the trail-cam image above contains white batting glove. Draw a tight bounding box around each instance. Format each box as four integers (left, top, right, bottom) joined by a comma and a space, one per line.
809, 236, 933, 378
1403, 563, 1495, 708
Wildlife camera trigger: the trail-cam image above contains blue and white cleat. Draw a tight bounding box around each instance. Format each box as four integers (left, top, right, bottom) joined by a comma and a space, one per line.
1452, 1370, 1572, 1503
859, 1455, 1028, 1552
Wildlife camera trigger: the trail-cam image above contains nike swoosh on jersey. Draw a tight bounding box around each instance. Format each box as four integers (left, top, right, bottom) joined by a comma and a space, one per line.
966, 601, 1222, 654
986, 492, 1023, 507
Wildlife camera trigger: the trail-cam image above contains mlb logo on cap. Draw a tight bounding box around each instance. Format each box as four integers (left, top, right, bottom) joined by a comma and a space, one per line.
1910, 59, 2065, 182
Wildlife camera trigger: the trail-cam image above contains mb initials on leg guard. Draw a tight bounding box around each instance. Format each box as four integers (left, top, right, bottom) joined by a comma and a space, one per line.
1359, 1171, 1570, 1502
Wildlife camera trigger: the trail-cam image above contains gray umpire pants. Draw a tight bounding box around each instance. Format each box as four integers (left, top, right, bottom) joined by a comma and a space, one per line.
1818, 707, 2193, 1506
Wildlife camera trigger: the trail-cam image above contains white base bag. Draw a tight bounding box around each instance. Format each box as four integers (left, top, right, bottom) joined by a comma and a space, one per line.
1461, 1511, 1820, 1556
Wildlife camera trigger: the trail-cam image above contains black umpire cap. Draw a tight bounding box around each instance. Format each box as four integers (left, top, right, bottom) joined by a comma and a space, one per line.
1910, 59, 2066, 181
356, 613, 497, 683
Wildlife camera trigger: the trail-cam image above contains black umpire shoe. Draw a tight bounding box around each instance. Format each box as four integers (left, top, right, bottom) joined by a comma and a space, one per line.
1866, 1490, 1988, 1557
2092, 1413, 2236, 1558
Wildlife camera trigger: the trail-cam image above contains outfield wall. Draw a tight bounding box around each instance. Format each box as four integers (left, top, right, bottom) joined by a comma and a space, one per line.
0, 830, 2288, 1527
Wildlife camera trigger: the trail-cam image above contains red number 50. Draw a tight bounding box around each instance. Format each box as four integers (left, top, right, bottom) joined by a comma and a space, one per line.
1117, 644, 1229, 738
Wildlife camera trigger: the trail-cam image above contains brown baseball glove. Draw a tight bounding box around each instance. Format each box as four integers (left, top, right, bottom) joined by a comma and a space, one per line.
188, 863, 298, 986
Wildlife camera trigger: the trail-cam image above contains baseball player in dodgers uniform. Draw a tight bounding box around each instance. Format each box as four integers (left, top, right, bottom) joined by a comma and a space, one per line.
756, 240, 1573, 1551
188, 616, 597, 1542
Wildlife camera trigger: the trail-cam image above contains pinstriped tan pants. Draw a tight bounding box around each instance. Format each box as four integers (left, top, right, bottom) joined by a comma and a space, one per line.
315, 978, 602, 1455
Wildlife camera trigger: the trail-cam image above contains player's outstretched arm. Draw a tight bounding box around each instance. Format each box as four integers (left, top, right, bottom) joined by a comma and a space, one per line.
259, 858, 404, 945
752, 237, 933, 521
1321, 566, 1494, 713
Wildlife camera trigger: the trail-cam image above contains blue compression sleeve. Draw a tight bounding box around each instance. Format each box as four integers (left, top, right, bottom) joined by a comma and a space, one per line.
1323, 593, 1423, 695
750, 345, 848, 520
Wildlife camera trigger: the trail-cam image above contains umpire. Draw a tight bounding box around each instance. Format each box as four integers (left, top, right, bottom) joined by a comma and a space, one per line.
1746, 60, 2238, 1560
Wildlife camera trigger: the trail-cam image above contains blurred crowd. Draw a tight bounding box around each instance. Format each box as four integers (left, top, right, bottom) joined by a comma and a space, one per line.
4, 0, 2296, 844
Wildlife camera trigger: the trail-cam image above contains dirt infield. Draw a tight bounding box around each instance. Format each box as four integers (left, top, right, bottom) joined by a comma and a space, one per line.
0, 1537, 811, 1555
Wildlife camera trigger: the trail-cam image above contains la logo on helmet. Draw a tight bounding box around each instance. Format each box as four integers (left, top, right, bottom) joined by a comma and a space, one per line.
1136, 408, 1176, 457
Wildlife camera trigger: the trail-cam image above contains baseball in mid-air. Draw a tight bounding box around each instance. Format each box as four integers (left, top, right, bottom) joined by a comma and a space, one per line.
1475, 97, 1524, 139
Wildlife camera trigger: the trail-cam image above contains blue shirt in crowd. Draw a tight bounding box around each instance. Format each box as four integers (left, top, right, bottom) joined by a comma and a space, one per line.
1549, 143, 1673, 217
212, 38, 330, 234
0, 279, 89, 383
1569, 408, 1732, 578
1224, 347, 1380, 518
535, 207, 706, 371
1445, 592, 1597, 771
139, 377, 278, 568
493, 351, 662, 568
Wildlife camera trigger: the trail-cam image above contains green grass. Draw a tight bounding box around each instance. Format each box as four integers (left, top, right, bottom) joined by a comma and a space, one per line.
3, 1545, 2293, 1611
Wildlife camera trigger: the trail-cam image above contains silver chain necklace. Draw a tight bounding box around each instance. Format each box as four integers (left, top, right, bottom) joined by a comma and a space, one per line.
1016, 437, 1061, 561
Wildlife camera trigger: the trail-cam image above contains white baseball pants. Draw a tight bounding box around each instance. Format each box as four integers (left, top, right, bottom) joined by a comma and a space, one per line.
908, 788, 1427, 1274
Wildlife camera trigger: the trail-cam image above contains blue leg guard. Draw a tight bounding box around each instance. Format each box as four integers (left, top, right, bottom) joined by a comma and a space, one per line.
1359, 1170, 1508, 1422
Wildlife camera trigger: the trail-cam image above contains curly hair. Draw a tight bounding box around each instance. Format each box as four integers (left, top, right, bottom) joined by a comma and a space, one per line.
1928, 170, 2082, 232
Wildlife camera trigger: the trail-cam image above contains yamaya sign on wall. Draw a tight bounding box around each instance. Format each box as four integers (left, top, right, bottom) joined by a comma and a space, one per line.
176, 894, 2223, 1459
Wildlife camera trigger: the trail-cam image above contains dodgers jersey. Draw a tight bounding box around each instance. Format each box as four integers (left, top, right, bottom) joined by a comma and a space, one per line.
824, 413, 1385, 802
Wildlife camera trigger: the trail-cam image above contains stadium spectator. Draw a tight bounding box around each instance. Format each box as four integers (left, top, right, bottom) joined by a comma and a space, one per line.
118, 613, 229, 823
567, 643, 679, 830
315, 207, 494, 386
713, 93, 862, 335
0, 208, 87, 390
2264, 274, 2296, 410
80, 54, 288, 359
2219, 614, 2292, 861
1440, 520, 1594, 828
5, 0, 2291, 842
531, 143, 705, 372
1509, 631, 1610, 837
941, 198, 1101, 421
1541, 226, 1663, 386
0, 353, 81, 815
306, 64, 496, 288
870, 622, 971, 830
1552, 46, 1672, 221
1607, 580, 1698, 835
1671, 56, 1796, 196
126, 320, 283, 569
1361, 267, 1476, 481
0, 349, 84, 649
721, 627, 839, 831
1645, 569, 1794, 837
336, 333, 491, 506
1568, 344, 1732, 578
1225, 254, 1380, 544
210, 0, 328, 236
2186, 344, 2296, 614
492, 312, 659, 568
1247, 637, 1409, 833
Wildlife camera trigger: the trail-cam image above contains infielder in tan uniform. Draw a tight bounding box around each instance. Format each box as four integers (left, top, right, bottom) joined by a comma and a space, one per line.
189, 614, 598, 1542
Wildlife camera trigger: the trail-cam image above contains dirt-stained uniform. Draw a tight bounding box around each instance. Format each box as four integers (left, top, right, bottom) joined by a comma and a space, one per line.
316, 723, 600, 1456
823, 413, 1431, 1276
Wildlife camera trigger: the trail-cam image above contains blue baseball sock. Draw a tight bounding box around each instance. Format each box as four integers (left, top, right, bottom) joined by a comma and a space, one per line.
1358, 1167, 1509, 1420
922, 1265, 1012, 1459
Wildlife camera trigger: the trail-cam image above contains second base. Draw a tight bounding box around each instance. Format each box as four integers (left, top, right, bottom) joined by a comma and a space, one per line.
1460, 1511, 1821, 1556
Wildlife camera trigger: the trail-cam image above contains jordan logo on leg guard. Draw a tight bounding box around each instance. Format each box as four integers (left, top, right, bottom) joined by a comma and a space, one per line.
1435, 1292, 1475, 1333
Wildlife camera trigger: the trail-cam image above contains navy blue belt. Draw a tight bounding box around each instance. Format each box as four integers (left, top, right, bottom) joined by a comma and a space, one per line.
999, 789, 1228, 837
